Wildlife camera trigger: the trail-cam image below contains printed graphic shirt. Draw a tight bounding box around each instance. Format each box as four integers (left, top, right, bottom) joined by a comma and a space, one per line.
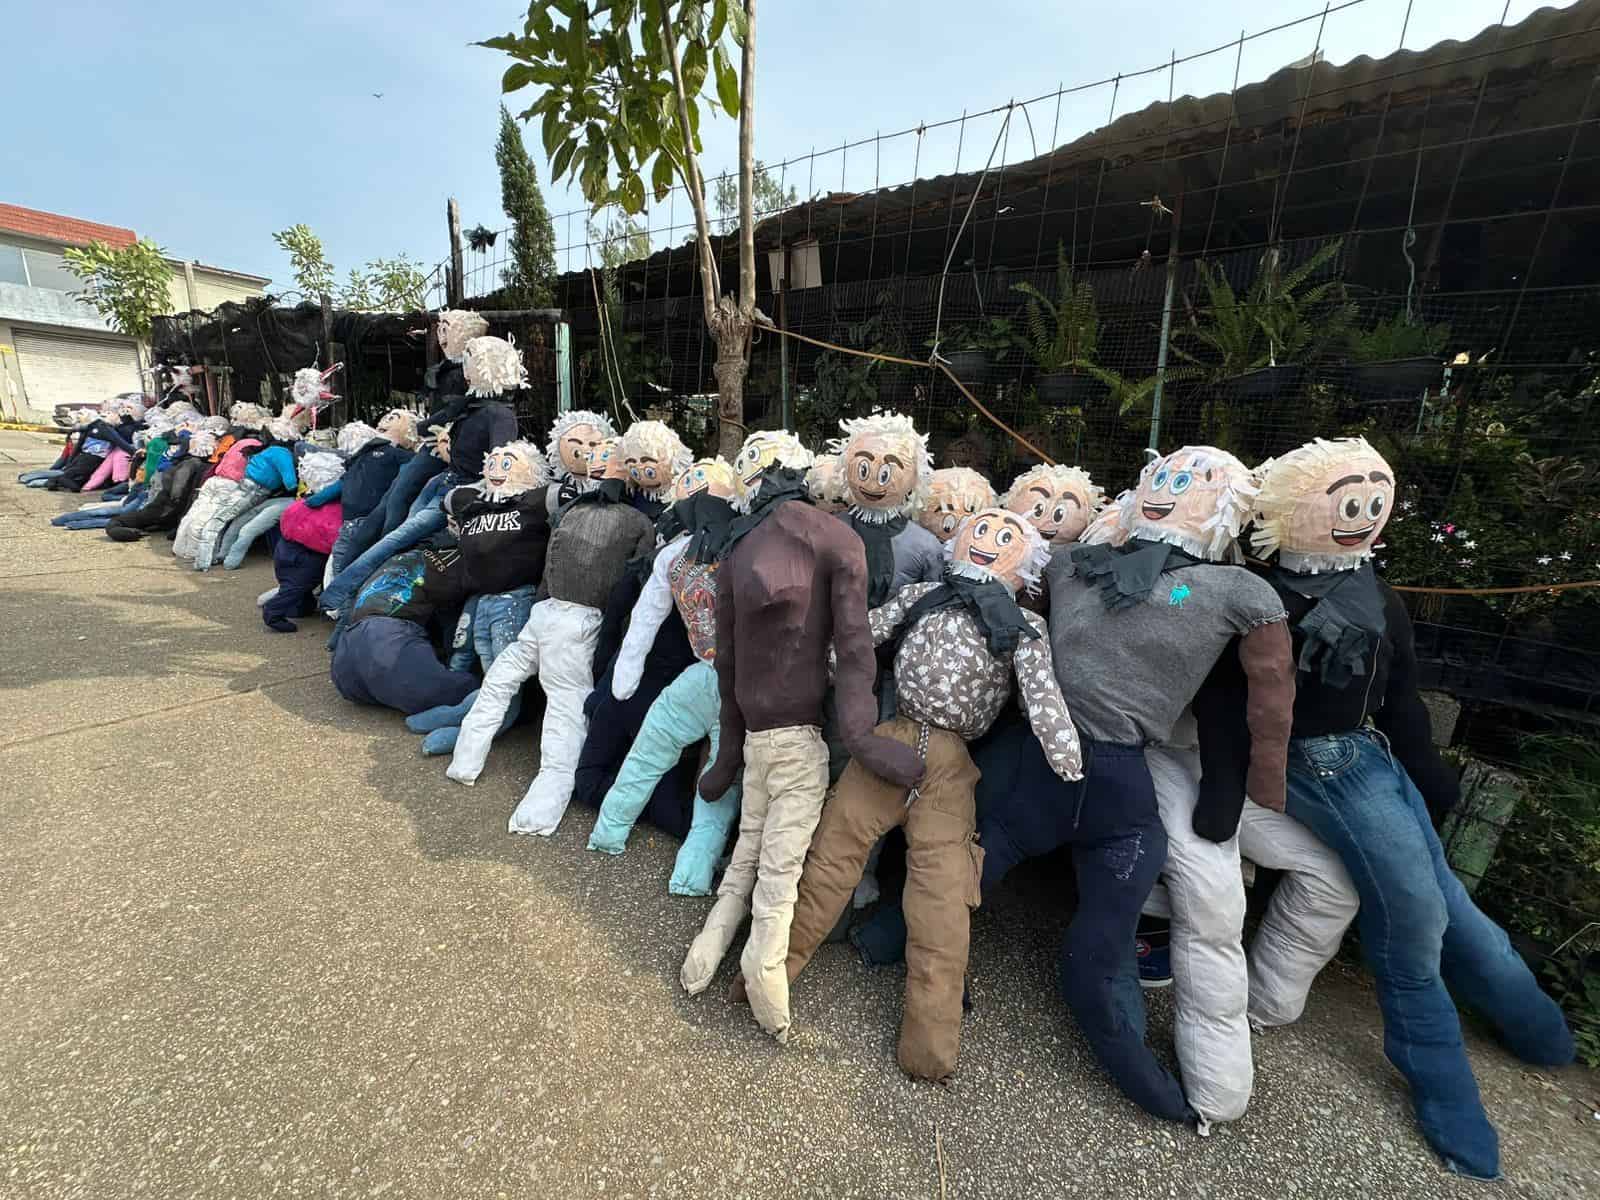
448, 486, 552, 596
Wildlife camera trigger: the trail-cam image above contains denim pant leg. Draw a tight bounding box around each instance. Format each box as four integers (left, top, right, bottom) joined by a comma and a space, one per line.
329, 509, 382, 578
381, 452, 448, 537
470, 588, 535, 726
1285, 732, 1500, 1180
447, 595, 481, 673
321, 508, 447, 615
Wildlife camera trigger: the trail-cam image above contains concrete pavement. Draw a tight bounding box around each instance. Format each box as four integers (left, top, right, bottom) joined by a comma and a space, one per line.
2, 427, 1597, 1199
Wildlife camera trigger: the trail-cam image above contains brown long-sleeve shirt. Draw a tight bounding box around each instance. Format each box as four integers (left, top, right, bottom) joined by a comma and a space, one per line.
701, 500, 923, 797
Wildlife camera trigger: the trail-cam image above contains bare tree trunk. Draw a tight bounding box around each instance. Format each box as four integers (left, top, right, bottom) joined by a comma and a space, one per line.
737, 0, 757, 318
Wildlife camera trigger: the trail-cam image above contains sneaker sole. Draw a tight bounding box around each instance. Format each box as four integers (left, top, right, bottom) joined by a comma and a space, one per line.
1139, 977, 1174, 990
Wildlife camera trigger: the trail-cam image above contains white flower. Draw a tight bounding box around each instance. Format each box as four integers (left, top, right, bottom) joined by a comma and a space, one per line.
1537, 556, 1552, 566
1464, 540, 1477, 550
1431, 533, 1446, 543
1400, 500, 1414, 511
1458, 558, 1474, 567
1560, 551, 1572, 561
1454, 529, 1469, 539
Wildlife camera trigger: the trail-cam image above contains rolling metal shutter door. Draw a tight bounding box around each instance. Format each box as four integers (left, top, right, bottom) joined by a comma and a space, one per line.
13, 330, 141, 413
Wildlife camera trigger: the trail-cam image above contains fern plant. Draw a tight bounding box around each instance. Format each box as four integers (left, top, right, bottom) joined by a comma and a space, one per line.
1349, 311, 1452, 362
1012, 245, 1099, 373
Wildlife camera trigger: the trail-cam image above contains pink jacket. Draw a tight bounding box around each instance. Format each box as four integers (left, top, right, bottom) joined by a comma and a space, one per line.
278, 498, 344, 555
214, 438, 262, 482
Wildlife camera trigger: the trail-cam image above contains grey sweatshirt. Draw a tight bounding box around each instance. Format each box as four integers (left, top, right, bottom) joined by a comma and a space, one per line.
540, 499, 657, 611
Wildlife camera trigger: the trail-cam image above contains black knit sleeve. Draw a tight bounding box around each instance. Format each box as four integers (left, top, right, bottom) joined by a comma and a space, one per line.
1373, 586, 1460, 824
1192, 638, 1253, 842
592, 568, 645, 680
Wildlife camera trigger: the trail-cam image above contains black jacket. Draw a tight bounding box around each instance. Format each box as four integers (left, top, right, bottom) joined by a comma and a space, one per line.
448, 485, 553, 597
420, 396, 517, 481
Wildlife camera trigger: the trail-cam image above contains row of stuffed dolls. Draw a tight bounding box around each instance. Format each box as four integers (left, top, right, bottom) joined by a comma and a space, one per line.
33, 308, 1574, 1183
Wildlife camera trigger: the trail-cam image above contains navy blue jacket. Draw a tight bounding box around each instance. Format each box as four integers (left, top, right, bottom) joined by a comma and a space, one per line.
339, 439, 414, 519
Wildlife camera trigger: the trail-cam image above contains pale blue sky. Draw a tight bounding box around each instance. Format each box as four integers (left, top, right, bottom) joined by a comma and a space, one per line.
1, 0, 1564, 292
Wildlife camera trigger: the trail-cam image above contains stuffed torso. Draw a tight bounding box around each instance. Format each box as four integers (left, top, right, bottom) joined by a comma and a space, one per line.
542, 492, 657, 609
448, 485, 552, 596
348, 547, 465, 629
279, 498, 344, 555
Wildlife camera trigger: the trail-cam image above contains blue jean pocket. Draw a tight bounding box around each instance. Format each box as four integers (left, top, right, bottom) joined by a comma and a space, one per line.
1295, 734, 1359, 778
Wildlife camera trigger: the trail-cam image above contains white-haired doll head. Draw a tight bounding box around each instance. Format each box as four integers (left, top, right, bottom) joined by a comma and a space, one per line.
297, 451, 346, 495
620, 420, 693, 501
289, 365, 337, 411
229, 402, 272, 432
462, 335, 528, 398
731, 429, 813, 511
805, 453, 850, 514
268, 415, 300, 444
920, 466, 997, 542
830, 411, 933, 523
135, 408, 176, 447
481, 440, 550, 500
1129, 445, 1259, 562
946, 508, 1051, 596
1001, 464, 1104, 546
1079, 488, 1136, 547
375, 408, 419, 449
187, 430, 219, 460
336, 421, 378, 456
545, 409, 617, 486
437, 309, 490, 362
200, 415, 230, 437
673, 457, 739, 503
1251, 436, 1395, 574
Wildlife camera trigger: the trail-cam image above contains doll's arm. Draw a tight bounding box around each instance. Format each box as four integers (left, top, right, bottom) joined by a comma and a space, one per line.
1012, 617, 1083, 781
1191, 642, 1252, 843
831, 544, 923, 788
698, 580, 746, 800
1373, 588, 1460, 823
612, 539, 683, 700
304, 480, 343, 508
1238, 618, 1295, 813
867, 583, 931, 646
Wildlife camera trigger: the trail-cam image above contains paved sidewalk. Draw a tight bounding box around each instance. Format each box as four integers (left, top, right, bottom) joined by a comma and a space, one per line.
2, 435, 1597, 1199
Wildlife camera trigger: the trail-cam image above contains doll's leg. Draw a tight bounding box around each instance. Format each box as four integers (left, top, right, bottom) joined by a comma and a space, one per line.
668, 664, 741, 896
1238, 801, 1359, 1029
194, 483, 263, 571
1145, 742, 1252, 1126
172, 481, 222, 560
446, 604, 544, 786
897, 729, 981, 1081
740, 726, 831, 1041
589, 665, 706, 855
508, 602, 603, 836
681, 732, 765, 996
222, 498, 292, 568
81, 454, 115, 492
445, 596, 479, 673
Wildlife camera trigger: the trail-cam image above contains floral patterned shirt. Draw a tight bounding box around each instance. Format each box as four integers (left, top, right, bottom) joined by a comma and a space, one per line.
869, 582, 1083, 780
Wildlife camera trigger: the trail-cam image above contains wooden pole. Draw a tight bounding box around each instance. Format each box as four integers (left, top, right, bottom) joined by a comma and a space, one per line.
447, 198, 465, 306
1148, 191, 1183, 452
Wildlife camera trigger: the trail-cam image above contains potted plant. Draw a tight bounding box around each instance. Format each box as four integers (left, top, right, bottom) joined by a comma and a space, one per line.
929, 316, 1015, 387
1012, 246, 1106, 405
1347, 311, 1451, 399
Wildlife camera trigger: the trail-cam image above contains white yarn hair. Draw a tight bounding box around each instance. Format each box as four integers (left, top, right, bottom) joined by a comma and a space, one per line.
1129, 446, 1259, 562
437, 309, 490, 361
1000, 463, 1105, 512
733, 430, 814, 512
336, 421, 378, 455
297, 451, 346, 494
1080, 489, 1136, 547
187, 430, 219, 459
376, 408, 420, 448
268, 416, 299, 442
544, 409, 617, 482
463, 335, 528, 398
1251, 436, 1390, 573
829, 411, 933, 522
944, 511, 1051, 596
201, 415, 230, 436
114, 397, 148, 422
483, 439, 550, 497
805, 453, 848, 506
290, 367, 331, 409
620, 420, 693, 500
228, 402, 271, 430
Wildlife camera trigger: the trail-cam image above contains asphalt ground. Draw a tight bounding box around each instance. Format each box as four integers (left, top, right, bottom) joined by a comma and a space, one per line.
2, 429, 1597, 1199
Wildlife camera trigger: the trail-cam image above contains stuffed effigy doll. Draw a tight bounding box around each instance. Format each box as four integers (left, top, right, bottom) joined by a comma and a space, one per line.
804, 453, 849, 514
262, 451, 348, 633
279, 363, 342, 435
1000, 463, 1104, 614
678, 456, 923, 1031
171, 403, 272, 562
1243, 437, 1572, 1177
315, 408, 419, 579
105, 429, 219, 542
765, 508, 1082, 1072
585, 455, 746, 894
189, 416, 306, 571
620, 418, 692, 521
445, 438, 657, 836
971, 445, 1297, 1126
831, 413, 943, 605
917, 467, 996, 542
403, 439, 554, 754
542, 408, 616, 506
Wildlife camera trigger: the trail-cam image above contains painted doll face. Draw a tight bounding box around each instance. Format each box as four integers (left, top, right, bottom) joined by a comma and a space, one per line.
953, 508, 1034, 591
732, 432, 788, 490
920, 468, 993, 542
432, 426, 453, 462
1007, 474, 1095, 545
558, 422, 606, 478
1136, 449, 1236, 543
590, 438, 627, 481
1285, 448, 1395, 556
674, 458, 737, 502
376, 410, 413, 445
482, 444, 539, 497
844, 431, 918, 511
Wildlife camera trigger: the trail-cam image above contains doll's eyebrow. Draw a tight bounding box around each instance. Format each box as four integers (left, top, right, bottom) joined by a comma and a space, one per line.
1062, 494, 1082, 506
851, 450, 874, 461
1369, 470, 1392, 485
1029, 485, 1051, 497
883, 454, 908, 468
1325, 474, 1365, 493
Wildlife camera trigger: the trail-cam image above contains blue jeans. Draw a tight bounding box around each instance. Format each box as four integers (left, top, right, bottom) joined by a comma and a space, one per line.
409, 586, 536, 752
22, 469, 64, 487
53, 487, 148, 528
1285, 729, 1574, 1180
327, 509, 384, 579
380, 450, 447, 537
320, 472, 457, 617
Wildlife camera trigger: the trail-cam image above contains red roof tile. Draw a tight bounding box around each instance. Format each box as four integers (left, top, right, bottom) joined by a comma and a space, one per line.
0, 203, 137, 249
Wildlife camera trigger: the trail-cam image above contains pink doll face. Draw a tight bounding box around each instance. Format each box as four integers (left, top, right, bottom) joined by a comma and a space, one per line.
482, 444, 540, 497
376, 410, 413, 445
1136, 449, 1234, 543
590, 438, 626, 481
732, 432, 788, 490
674, 458, 737, 502
921, 468, 993, 542
1279, 447, 1395, 556
1007, 474, 1096, 545
844, 431, 918, 511
559, 422, 606, 478
953, 508, 1034, 591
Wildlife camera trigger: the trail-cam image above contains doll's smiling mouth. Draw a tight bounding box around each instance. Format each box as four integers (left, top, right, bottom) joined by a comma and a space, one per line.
858, 486, 888, 500
968, 548, 998, 566
1331, 523, 1376, 546
1142, 500, 1175, 520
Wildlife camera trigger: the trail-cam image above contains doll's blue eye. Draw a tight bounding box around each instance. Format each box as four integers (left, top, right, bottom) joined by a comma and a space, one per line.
1152, 468, 1170, 491
1170, 471, 1193, 495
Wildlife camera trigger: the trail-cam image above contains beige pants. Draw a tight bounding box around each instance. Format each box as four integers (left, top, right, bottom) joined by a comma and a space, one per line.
680, 726, 829, 1039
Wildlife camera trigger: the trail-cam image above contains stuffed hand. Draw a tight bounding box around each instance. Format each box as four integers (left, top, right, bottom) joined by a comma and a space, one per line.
699, 751, 742, 801
1245, 764, 1286, 814
848, 733, 925, 790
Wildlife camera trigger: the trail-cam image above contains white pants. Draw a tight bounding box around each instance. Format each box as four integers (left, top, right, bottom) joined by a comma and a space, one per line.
446, 597, 602, 837
172, 477, 238, 561
1145, 739, 1360, 1125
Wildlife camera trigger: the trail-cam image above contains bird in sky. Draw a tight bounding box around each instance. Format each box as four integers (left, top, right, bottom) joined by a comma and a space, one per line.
371, 92, 384, 99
